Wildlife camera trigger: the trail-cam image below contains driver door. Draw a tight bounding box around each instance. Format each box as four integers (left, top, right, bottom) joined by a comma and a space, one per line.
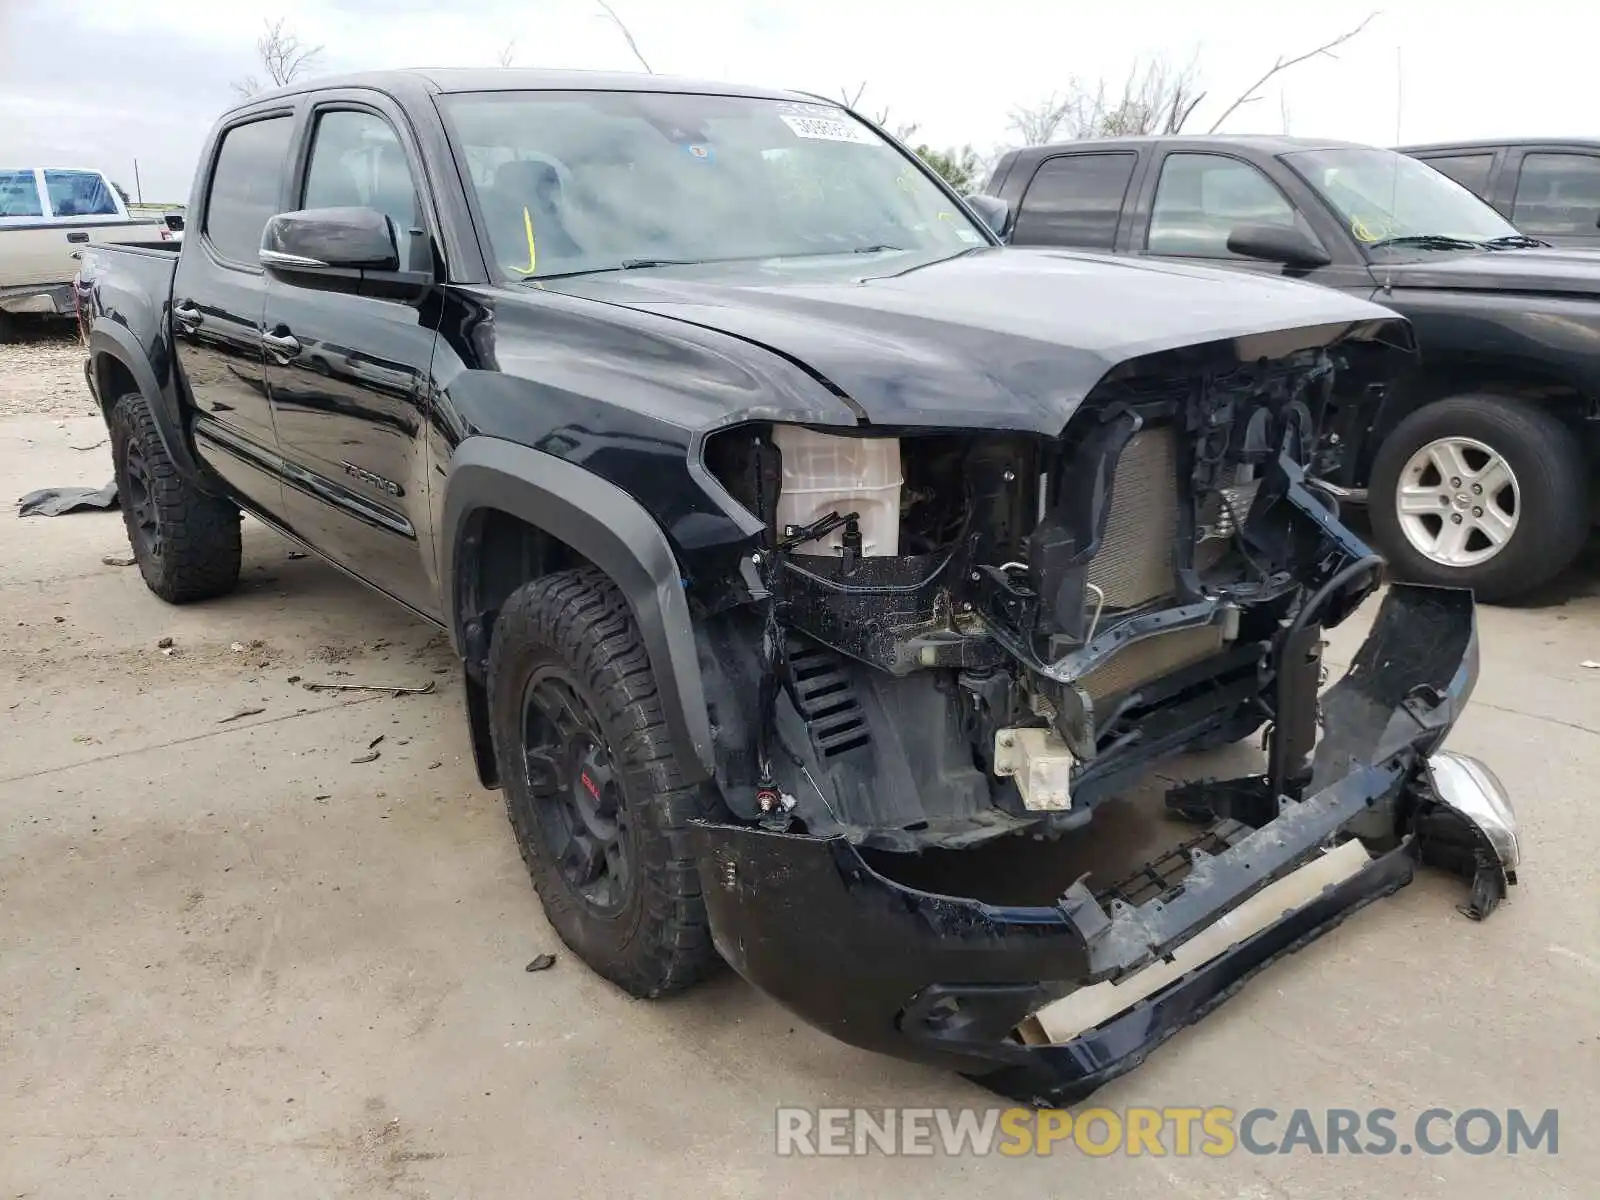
262, 96, 444, 618
1131, 150, 1373, 295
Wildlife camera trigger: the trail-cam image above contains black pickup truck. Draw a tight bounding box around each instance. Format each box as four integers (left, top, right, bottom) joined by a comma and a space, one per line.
983, 136, 1600, 601
75, 72, 1517, 1105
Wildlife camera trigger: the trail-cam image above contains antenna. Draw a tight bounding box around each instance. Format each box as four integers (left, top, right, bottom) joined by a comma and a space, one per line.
1383, 44, 1402, 291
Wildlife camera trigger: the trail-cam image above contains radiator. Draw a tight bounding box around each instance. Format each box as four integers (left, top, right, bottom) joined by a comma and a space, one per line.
1078, 427, 1229, 706
1077, 622, 1227, 708
1085, 428, 1178, 610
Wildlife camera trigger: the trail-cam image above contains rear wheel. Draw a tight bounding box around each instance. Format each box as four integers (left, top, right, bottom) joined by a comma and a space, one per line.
108, 391, 242, 603
487, 567, 722, 998
1369, 394, 1587, 602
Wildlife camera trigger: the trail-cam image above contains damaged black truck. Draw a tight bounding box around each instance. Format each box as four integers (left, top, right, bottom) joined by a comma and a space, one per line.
73, 70, 1520, 1105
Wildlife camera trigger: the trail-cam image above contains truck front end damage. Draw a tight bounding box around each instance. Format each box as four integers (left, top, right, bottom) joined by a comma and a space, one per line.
688, 319, 1518, 1102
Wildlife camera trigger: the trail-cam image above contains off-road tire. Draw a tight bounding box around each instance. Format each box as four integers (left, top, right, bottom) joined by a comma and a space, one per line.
1369, 394, 1588, 603
488, 567, 721, 997
108, 391, 242, 603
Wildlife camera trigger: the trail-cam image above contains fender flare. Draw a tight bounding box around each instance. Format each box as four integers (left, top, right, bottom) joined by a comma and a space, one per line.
442, 436, 714, 782
88, 321, 216, 491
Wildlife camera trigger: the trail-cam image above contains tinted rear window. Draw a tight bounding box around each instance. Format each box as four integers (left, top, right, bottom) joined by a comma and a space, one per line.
1512, 152, 1600, 237
1010, 153, 1136, 251
205, 116, 295, 263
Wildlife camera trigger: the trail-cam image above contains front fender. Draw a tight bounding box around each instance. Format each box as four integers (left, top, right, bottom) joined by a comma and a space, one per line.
441, 436, 714, 782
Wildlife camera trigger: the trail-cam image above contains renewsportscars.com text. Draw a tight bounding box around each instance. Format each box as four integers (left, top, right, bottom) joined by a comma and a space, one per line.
774, 1106, 1559, 1158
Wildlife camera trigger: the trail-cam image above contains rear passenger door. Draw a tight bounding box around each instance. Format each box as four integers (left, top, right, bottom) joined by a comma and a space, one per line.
1506, 149, 1600, 247
1008, 152, 1139, 253
262, 95, 444, 618
1132, 150, 1371, 293
175, 111, 297, 517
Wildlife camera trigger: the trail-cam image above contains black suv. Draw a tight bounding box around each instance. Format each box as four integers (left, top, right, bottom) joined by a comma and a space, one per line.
73, 75, 1517, 1104
984, 135, 1600, 601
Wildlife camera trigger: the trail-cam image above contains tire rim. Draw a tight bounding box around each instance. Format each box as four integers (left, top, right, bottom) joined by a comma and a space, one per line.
520, 669, 633, 917
123, 439, 161, 559
1395, 435, 1520, 568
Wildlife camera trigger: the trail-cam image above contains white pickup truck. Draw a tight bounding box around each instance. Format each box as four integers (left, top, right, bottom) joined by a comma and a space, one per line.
1, 167, 174, 338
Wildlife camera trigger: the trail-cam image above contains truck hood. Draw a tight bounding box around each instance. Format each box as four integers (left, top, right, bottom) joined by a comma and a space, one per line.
1381, 246, 1600, 298
545, 247, 1407, 432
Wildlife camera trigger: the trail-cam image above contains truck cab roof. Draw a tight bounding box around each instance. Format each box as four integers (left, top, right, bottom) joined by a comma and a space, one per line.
228, 67, 820, 113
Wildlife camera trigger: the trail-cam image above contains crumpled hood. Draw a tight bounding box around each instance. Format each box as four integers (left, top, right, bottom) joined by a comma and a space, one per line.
546, 247, 1407, 432
1382, 246, 1600, 298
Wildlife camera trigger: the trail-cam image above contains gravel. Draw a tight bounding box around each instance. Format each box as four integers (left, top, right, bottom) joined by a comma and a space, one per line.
0, 326, 98, 420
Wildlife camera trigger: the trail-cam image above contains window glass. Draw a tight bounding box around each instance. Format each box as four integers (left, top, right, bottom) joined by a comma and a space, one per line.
1512, 153, 1600, 237
1421, 154, 1494, 200
441, 90, 988, 278
1286, 147, 1517, 251
1010, 153, 1135, 250
0, 169, 44, 219
205, 116, 295, 263
43, 170, 118, 218
1148, 153, 1317, 258
303, 109, 421, 264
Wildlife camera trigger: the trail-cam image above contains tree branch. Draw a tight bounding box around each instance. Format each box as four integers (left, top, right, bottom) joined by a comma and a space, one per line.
595, 1, 652, 73
1206, 12, 1378, 134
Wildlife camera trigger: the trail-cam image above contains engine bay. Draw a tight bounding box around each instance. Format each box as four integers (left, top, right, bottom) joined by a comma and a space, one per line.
698, 343, 1385, 851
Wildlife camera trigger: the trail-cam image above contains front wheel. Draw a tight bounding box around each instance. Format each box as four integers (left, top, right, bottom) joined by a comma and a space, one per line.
1368, 394, 1588, 602
487, 567, 722, 998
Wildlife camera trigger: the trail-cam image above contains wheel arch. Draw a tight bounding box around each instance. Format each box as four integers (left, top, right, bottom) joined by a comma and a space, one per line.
88, 322, 220, 493
442, 437, 714, 789
1358, 357, 1595, 487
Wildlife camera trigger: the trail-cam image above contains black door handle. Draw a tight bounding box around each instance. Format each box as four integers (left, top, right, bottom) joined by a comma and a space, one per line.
173, 301, 203, 330
66, 231, 89, 244
262, 329, 301, 356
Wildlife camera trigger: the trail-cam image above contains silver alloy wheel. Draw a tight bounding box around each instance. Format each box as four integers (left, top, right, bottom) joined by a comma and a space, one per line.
1395, 435, 1520, 568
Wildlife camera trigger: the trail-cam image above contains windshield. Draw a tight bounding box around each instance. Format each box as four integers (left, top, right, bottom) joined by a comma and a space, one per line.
440, 90, 989, 279
1285, 147, 1521, 252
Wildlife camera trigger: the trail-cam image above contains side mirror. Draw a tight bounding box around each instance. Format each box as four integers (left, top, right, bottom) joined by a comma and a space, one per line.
1226, 223, 1331, 269
966, 194, 1012, 240
260, 207, 400, 273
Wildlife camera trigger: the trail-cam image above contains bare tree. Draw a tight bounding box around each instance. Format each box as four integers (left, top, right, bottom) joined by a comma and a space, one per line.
596, 0, 652, 73
232, 17, 324, 98
496, 39, 517, 67
1008, 13, 1375, 146
1206, 13, 1378, 133
1007, 57, 1203, 144
1007, 93, 1072, 146
836, 83, 916, 141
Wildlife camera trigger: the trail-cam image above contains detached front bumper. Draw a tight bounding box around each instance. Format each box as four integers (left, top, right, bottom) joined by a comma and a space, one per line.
689, 585, 1519, 1106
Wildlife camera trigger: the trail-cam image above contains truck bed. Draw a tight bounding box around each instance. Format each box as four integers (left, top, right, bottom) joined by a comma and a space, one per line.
2, 218, 168, 292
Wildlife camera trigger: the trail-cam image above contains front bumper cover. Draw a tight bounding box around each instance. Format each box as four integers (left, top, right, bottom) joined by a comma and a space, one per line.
689, 584, 1518, 1106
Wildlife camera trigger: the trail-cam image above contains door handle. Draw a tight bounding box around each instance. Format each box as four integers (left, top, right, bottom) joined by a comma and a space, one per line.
66, 231, 89, 244
173, 301, 203, 329
262, 329, 301, 356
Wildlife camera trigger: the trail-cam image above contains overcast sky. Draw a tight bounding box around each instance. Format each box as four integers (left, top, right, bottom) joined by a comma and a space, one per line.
2, 0, 1595, 202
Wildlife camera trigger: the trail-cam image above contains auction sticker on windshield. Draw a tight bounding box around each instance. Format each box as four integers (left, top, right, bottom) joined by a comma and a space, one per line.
780, 113, 872, 143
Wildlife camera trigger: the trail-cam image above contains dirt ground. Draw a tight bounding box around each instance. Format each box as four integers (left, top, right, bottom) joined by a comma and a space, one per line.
3, 330, 1598, 1198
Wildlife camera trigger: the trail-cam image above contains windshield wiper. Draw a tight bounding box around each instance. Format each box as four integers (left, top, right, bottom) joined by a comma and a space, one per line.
1367, 234, 1483, 252
850, 243, 905, 254
1480, 234, 1552, 250
616, 257, 712, 269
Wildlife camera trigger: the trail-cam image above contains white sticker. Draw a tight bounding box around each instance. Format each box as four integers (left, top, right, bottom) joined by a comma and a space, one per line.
779, 113, 873, 143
